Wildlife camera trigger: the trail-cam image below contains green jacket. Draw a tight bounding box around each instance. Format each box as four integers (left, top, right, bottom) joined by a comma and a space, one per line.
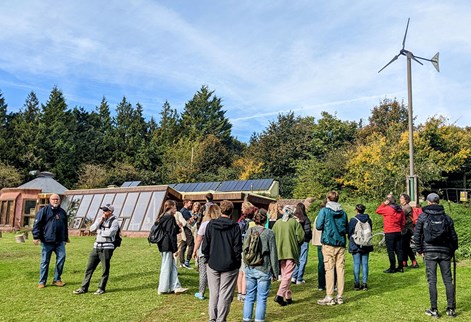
272, 217, 305, 263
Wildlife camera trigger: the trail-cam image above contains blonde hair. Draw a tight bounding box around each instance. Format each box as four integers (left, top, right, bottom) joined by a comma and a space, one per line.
203, 204, 222, 222
268, 202, 278, 220
192, 201, 201, 212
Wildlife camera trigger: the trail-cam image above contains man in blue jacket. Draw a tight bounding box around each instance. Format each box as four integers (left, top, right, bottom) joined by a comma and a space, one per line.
32, 193, 69, 289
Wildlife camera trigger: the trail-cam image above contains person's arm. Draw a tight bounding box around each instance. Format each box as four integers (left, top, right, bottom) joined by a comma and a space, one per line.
32, 207, 45, 245
201, 223, 211, 259
233, 225, 242, 261
62, 209, 70, 242
375, 203, 388, 216
268, 232, 279, 278
193, 235, 203, 259
296, 220, 305, 245
413, 215, 424, 254
315, 210, 325, 231
89, 217, 103, 233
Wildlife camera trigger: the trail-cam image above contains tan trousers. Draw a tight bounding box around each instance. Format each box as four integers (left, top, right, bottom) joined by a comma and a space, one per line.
322, 244, 345, 298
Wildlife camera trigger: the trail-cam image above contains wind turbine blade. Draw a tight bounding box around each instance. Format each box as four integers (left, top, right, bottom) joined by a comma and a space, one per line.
402, 18, 410, 50
432, 52, 440, 72
378, 54, 400, 73
411, 55, 424, 65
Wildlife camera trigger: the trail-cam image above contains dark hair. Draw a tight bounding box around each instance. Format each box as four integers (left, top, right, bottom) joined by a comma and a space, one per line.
219, 200, 234, 216
205, 193, 214, 201
158, 200, 176, 220
254, 208, 268, 225
400, 193, 411, 203
294, 202, 306, 223
355, 204, 366, 214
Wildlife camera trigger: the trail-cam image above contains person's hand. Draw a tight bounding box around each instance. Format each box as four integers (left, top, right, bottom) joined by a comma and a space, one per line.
33, 239, 40, 246
192, 251, 197, 259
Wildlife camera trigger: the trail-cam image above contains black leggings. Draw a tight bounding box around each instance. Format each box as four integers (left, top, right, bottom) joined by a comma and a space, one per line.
385, 232, 403, 269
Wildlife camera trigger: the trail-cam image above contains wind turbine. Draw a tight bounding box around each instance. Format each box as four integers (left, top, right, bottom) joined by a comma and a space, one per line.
378, 18, 440, 202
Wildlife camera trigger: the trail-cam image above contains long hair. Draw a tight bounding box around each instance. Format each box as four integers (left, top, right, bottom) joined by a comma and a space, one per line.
158, 200, 176, 220
254, 208, 268, 225
294, 202, 306, 223
267, 202, 278, 220
203, 204, 222, 222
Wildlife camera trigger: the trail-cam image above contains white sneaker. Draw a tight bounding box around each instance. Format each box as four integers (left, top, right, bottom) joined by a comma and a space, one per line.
291, 278, 296, 284
174, 287, 188, 294
296, 280, 306, 284
336, 296, 344, 305
317, 296, 336, 306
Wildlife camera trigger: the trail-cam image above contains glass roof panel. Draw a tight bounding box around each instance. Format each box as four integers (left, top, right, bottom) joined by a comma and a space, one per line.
127, 192, 152, 231
141, 191, 166, 231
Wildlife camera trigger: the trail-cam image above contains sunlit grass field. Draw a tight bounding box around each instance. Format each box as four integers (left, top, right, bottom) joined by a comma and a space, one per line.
1, 230, 470, 322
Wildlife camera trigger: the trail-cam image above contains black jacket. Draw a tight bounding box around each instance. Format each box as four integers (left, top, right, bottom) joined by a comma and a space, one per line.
32, 205, 68, 243
413, 204, 458, 255
157, 213, 180, 253
202, 216, 242, 272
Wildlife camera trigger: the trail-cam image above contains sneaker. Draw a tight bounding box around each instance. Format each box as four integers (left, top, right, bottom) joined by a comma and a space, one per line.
446, 308, 456, 318
94, 289, 105, 295
180, 262, 193, 269
274, 295, 287, 306
425, 308, 439, 318
38, 283, 45, 289
336, 296, 344, 305
354, 283, 360, 290
362, 283, 368, 291
396, 267, 404, 273
403, 261, 408, 267
194, 292, 205, 300
52, 280, 66, 287
291, 278, 296, 284
73, 288, 87, 295
296, 280, 306, 284
317, 296, 336, 306
383, 268, 396, 273
174, 287, 188, 294
411, 261, 419, 268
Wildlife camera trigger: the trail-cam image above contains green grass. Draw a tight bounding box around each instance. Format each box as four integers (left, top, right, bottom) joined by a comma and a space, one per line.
1, 232, 470, 322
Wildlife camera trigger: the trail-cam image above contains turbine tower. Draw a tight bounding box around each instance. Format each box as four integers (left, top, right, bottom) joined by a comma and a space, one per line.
378, 18, 440, 202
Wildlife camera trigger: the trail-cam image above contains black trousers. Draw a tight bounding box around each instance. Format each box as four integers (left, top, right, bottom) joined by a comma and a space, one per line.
385, 232, 403, 269
401, 230, 416, 263
425, 253, 455, 310
81, 248, 114, 291
179, 227, 194, 263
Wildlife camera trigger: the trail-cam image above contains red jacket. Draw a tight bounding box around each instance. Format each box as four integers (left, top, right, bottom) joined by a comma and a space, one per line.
376, 203, 405, 233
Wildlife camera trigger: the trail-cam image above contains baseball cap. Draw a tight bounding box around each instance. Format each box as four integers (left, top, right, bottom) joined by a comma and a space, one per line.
100, 204, 115, 212
426, 193, 440, 203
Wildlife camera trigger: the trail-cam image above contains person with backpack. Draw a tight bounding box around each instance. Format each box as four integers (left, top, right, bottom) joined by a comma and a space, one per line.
237, 201, 256, 302
348, 204, 373, 291
400, 193, 419, 268
73, 204, 119, 295
291, 202, 312, 285
156, 200, 188, 295
243, 208, 279, 322
316, 191, 349, 306
413, 193, 458, 318
272, 205, 305, 306
376, 194, 406, 273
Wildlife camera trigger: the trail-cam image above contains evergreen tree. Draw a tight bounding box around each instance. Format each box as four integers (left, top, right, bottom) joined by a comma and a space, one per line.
95, 97, 115, 165
0, 91, 8, 163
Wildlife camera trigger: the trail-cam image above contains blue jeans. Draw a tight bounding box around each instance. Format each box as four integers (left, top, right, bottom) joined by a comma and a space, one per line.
39, 241, 66, 284
158, 251, 181, 293
352, 252, 369, 284
291, 242, 308, 282
243, 267, 272, 322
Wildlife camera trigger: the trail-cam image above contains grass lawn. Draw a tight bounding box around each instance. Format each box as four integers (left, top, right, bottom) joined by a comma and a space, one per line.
1, 233, 470, 322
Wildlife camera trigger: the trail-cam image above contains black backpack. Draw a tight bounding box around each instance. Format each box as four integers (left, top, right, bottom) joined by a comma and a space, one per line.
148, 220, 165, 244
424, 214, 448, 243
108, 217, 122, 248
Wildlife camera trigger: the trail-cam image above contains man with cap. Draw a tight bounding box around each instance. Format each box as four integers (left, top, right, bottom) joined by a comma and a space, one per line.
73, 204, 119, 295
413, 193, 458, 318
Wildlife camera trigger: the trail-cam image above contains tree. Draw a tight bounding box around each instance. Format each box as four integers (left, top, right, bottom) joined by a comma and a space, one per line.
0, 162, 22, 188
0, 91, 9, 163
76, 163, 109, 189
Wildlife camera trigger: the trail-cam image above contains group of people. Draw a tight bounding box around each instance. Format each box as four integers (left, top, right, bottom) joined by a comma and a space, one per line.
32, 189, 459, 321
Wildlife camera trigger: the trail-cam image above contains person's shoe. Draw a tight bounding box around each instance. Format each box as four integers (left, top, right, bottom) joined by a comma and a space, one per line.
38, 283, 45, 289
383, 268, 396, 273
291, 278, 296, 284
446, 308, 456, 318
52, 280, 65, 287
317, 286, 325, 291
317, 296, 336, 306
194, 292, 205, 300
180, 262, 193, 269
286, 298, 293, 305
362, 283, 368, 291
411, 261, 419, 268
174, 287, 188, 294
402, 261, 408, 267
336, 296, 344, 305
94, 289, 105, 295
73, 288, 87, 295
296, 280, 306, 284
274, 295, 287, 306
354, 282, 360, 290
425, 308, 439, 318
395, 267, 404, 273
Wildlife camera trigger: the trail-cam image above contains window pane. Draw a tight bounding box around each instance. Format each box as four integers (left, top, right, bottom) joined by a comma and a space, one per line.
127, 192, 152, 231
121, 193, 139, 230
112, 193, 127, 218
75, 195, 91, 218
85, 194, 105, 223
24, 200, 37, 215
141, 191, 166, 231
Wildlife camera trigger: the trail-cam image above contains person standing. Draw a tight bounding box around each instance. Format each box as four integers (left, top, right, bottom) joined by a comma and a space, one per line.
316, 191, 348, 306
243, 209, 279, 322
32, 193, 69, 289
179, 199, 195, 269
348, 204, 373, 291
414, 193, 458, 318
376, 195, 405, 273
399, 193, 419, 268
73, 204, 119, 295
202, 200, 242, 322
157, 200, 188, 295
291, 203, 312, 284
272, 205, 305, 306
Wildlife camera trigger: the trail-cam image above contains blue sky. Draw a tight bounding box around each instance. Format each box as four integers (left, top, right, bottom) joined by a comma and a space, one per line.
0, 1, 470, 141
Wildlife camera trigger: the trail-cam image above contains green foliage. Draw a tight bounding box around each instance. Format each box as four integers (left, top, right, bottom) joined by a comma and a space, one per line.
0, 162, 23, 188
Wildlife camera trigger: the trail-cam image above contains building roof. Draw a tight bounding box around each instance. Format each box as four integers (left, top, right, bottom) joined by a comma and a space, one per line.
17, 172, 68, 194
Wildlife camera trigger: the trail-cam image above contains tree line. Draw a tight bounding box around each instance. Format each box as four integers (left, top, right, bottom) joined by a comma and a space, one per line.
1, 85, 470, 199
